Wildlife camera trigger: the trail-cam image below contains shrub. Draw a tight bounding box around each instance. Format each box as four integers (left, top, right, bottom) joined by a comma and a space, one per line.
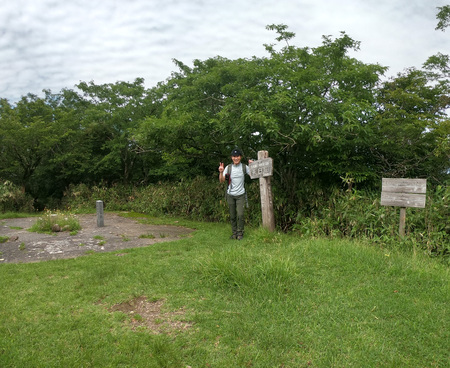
29, 210, 81, 234
61, 178, 449, 260
62, 177, 261, 225
0, 180, 34, 213
292, 184, 449, 260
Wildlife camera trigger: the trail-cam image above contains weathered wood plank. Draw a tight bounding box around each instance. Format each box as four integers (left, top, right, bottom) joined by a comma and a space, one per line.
380, 178, 427, 237
382, 178, 427, 194
249, 158, 273, 179
381, 192, 426, 208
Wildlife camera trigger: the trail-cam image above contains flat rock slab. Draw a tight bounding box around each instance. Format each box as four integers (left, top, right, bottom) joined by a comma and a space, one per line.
0, 213, 193, 264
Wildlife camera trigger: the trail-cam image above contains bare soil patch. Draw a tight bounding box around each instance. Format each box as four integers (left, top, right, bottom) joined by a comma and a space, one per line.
108, 296, 193, 334
0, 213, 194, 264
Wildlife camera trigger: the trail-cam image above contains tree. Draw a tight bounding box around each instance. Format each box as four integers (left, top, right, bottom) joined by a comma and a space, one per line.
373, 66, 449, 183
135, 56, 262, 179
436, 5, 450, 31
135, 26, 388, 229
0, 95, 57, 194
75, 78, 160, 184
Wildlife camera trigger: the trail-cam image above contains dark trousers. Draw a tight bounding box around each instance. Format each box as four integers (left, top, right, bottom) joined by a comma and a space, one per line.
226, 193, 246, 235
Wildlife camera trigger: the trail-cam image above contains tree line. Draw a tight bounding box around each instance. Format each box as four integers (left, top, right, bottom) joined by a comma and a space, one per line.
0, 25, 449, 212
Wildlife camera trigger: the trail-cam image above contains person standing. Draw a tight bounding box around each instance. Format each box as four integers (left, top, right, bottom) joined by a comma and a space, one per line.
218, 148, 253, 240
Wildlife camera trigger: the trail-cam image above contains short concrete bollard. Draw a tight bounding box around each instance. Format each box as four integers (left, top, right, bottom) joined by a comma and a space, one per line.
96, 200, 104, 227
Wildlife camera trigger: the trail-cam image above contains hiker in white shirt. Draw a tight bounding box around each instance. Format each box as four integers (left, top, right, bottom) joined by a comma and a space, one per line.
218, 148, 253, 240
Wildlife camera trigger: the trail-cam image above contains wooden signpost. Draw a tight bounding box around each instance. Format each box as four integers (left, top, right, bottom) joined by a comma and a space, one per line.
380, 178, 427, 237
249, 151, 275, 232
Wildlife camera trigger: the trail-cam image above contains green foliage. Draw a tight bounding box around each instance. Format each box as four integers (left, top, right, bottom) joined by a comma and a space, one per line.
0, 212, 37, 220
293, 184, 450, 261
74, 79, 160, 184
436, 5, 450, 31
0, 95, 56, 195
62, 178, 449, 261
62, 177, 261, 225
0, 181, 34, 212
138, 29, 388, 191
139, 233, 155, 239
373, 68, 450, 181
1, 80, 161, 206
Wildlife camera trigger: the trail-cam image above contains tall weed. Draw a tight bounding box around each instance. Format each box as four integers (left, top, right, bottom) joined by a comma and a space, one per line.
63, 177, 261, 225
293, 185, 449, 260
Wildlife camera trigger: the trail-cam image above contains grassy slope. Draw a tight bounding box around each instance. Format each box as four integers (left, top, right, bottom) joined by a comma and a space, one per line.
0, 216, 448, 367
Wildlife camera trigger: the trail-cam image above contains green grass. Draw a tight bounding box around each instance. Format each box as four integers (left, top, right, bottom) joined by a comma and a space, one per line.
0, 217, 448, 367
0, 212, 39, 220
139, 233, 156, 239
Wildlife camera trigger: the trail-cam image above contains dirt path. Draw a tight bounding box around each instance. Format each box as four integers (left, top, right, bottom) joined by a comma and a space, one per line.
0, 213, 194, 264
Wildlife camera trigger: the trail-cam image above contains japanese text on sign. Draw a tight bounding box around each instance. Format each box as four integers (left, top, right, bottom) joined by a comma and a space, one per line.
249, 158, 273, 179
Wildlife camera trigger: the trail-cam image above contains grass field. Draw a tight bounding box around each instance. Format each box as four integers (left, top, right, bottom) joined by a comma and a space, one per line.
0, 214, 448, 367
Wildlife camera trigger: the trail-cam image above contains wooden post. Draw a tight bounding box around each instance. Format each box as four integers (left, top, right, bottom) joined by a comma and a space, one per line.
96, 200, 104, 227
255, 151, 275, 232
399, 207, 406, 238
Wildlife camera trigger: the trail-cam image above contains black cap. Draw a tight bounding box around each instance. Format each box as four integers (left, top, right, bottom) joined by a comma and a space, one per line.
231, 148, 242, 157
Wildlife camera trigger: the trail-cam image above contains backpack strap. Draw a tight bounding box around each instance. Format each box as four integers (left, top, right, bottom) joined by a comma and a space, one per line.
226, 164, 231, 187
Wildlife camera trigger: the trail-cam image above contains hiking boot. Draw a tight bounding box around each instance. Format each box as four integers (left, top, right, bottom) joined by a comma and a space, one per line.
230, 233, 237, 240
237, 234, 243, 240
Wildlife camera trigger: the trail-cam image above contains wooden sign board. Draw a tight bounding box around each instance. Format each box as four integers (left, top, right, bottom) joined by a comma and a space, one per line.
249, 158, 273, 179
381, 178, 427, 208
380, 192, 426, 208
380, 178, 427, 238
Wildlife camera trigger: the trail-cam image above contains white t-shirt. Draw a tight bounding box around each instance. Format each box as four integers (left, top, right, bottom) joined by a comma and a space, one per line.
226, 163, 250, 196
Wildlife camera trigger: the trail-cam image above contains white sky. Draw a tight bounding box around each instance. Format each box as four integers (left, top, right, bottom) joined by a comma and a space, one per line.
0, 0, 448, 103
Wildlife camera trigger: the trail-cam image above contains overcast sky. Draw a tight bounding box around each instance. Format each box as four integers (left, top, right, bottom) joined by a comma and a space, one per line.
1, 0, 448, 103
